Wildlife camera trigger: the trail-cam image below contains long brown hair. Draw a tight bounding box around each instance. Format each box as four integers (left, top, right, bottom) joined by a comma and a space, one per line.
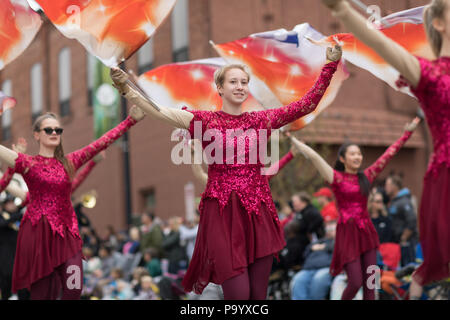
33, 113, 75, 180
423, 0, 448, 57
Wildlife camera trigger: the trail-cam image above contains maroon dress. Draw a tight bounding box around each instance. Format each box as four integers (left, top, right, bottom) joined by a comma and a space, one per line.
397, 57, 450, 285
11, 116, 137, 292
181, 61, 339, 294
329, 130, 413, 276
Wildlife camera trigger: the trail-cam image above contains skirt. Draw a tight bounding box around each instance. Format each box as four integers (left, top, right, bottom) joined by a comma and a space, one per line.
181, 192, 286, 294
413, 165, 450, 285
330, 218, 380, 277
12, 215, 82, 292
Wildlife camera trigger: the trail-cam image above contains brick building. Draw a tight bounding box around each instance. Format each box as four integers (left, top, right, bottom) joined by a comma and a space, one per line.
0, 0, 430, 238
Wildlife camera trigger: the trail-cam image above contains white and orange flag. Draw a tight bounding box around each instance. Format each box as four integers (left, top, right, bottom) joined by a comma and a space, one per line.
212, 23, 349, 131
137, 58, 263, 112
0, 91, 17, 115
319, 6, 432, 96
0, 0, 42, 70
33, 0, 176, 67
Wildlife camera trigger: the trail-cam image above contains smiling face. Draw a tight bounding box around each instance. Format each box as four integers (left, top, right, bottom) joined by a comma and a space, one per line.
217, 68, 249, 107
340, 144, 363, 172
33, 117, 62, 150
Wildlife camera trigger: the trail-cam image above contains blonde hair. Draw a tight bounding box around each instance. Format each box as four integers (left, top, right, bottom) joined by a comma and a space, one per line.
33, 112, 75, 179
423, 0, 448, 57
214, 64, 251, 94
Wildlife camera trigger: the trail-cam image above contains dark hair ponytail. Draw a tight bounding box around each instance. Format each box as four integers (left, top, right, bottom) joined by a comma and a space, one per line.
335, 142, 370, 197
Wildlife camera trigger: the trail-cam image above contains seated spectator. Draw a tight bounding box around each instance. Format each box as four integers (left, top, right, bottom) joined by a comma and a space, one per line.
279, 219, 305, 269
385, 175, 418, 266
162, 217, 188, 275
280, 202, 295, 233
122, 226, 141, 255
179, 215, 199, 263
130, 267, 151, 296
368, 191, 393, 244
290, 221, 336, 300
82, 246, 101, 276
143, 248, 163, 278
133, 275, 160, 300
291, 192, 325, 255
98, 244, 122, 278
314, 187, 339, 223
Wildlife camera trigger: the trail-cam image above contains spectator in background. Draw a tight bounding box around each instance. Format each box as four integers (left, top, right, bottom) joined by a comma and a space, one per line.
291, 192, 325, 256
368, 191, 393, 244
105, 225, 119, 251
179, 214, 199, 263
98, 244, 121, 278
130, 267, 150, 296
82, 246, 102, 276
291, 221, 336, 300
133, 275, 159, 300
122, 226, 141, 255
280, 202, 295, 233
385, 175, 418, 266
314, 187, 339, 223
162, 217, 188, 275
140, 212, 164, 258
278, 219, 305, 269
143, 248, 162, 278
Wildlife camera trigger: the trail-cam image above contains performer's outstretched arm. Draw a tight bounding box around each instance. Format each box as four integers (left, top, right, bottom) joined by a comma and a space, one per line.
262, 46, 342, 129
264, 146, 297, 180
287, 133, 334, 184
71, 152, 104, 193
322, 0, 421, 88
110, 68, 193, 129
68, 105, 144, 171
364, 117, 420, 182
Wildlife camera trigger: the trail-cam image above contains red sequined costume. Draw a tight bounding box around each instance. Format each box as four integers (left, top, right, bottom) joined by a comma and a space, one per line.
397, 57, 450, 285
11, 116, 137, 292
181, 61, 339, 294
329, 130, 413, 276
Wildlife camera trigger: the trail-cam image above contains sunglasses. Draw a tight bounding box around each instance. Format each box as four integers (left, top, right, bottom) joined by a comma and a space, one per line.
40, 127, 64, 135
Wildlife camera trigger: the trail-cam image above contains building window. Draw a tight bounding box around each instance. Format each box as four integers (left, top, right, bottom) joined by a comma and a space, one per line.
31, 63, 43, 122
58, 47, 71, 117
141, 188, 156, 213
1, 80, 12, 141
137, 38, 154, 74
171, 0, 189, 62
87, 53, 97, 107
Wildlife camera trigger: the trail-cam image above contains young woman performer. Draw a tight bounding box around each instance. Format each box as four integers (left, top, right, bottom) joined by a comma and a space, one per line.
110, 45, 342, 300
0, 106, 144, 300
0, 141, 105, 206
287, 118, 420, 299
322, 0, 450, 299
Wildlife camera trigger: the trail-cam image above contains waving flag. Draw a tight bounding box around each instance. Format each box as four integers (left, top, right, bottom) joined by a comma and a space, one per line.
0, 0, 43, 70
137, 58, 263, 112
34, 0, 176, 67
212, 23, 349, 131
318, 6, 432, 96
0, 91, 17, 115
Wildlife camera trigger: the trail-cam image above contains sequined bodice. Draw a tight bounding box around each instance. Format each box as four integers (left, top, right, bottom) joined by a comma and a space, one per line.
331, 130, 412, 229
397, 57, 450, 177
184, 61, 338, 221
13, 116, 137, 238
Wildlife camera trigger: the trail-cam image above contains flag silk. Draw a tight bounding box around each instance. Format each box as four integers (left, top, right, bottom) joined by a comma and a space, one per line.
319, 6, 432, 96
137, 58, 263, 112
0, 0, 43, 70
213, 23, 349, 131
0, 90, 17, 115
34, 0, 176, 67
92, 57, 120, 139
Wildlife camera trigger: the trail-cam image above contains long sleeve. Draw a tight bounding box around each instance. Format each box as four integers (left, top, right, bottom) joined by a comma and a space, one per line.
117, 79, 193, 129
191, 163, 208, 187
0, 167, 15, 192
260, 61, 339, 129
331, 0, 421, 87
364, 130, 413, 183
71, 160, 97, 193
264, 151, 294, 180
68, 116, 137, 171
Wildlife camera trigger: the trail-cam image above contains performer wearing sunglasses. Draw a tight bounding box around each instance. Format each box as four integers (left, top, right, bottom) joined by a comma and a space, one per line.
0, 106, 144, 300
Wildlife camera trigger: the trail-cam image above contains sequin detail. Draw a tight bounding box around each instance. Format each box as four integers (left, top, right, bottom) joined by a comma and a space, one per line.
396, 56, 450, 178
13, 116, 137, 239
184, 61, 338, 222
331, 130, 413, 230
